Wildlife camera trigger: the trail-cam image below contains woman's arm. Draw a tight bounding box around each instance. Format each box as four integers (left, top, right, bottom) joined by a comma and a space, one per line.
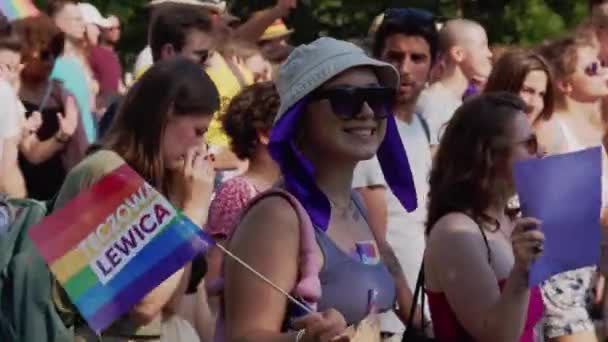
231, 0, 295, 46
426, 214, 535, 342
0, 137, 27, 198
20, 132, 67, 165
20, 96, 79, 164
223, 196, 302, 341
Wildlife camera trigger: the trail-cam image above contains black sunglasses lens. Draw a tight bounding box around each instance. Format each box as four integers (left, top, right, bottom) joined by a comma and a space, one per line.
527, 136, 539, 154
585, 62, 599, 76
329, 92, 360, 119
198, 51, 209, 65
364, 89, 393, 119
327, 88, 393, 119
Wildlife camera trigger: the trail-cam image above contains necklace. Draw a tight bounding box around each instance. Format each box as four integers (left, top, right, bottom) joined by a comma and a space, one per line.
328, 197, 361, 222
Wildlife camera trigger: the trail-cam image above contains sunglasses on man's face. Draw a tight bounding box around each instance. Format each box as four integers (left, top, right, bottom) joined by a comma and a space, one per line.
584, 61, 601, 77
192, 50, 210, 66
309, 86, 395, 120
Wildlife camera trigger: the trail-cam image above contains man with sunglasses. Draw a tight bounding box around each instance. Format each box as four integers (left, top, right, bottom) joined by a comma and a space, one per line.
417, 18, 492, 147
98, 6, 215, 138
352, 7, 438, 341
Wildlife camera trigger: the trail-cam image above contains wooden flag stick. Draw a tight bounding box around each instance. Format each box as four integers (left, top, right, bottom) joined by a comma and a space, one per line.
215, 243, 313, 315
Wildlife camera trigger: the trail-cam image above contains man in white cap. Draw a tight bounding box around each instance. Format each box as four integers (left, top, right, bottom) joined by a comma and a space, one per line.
80, 3, 124, 112
78, 2, 112, 46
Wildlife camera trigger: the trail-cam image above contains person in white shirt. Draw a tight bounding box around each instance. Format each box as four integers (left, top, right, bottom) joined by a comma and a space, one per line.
0, 20, 27, 198
353, 8, 438, 340
417, 18, 492, 146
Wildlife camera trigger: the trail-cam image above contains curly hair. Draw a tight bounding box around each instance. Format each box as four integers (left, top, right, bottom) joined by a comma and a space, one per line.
426, 92, 527, 235
12, 14, 65, 86
222, 81, 279, 160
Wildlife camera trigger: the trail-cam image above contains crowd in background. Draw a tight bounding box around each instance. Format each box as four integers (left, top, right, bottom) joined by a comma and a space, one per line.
2, 0, 608, 341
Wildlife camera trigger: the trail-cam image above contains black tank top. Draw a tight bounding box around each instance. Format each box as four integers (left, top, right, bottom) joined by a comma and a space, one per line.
18, 101, 67, 201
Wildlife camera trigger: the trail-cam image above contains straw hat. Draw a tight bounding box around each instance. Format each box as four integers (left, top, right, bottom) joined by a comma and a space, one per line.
260, 19, 293, 41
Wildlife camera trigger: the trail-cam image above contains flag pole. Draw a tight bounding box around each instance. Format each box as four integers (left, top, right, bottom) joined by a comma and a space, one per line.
215, 243, 313, 315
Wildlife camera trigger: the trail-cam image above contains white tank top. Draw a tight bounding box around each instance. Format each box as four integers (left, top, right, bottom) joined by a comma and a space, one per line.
556, 117, 608, 206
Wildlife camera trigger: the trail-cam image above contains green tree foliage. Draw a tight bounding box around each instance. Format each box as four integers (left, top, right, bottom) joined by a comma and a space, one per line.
31, 0, 591, 69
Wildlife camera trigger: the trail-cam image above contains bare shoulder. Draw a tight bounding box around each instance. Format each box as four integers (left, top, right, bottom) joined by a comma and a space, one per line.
425, 212, 487, 261
229, 195, 300, 251
427, 212, 479, 243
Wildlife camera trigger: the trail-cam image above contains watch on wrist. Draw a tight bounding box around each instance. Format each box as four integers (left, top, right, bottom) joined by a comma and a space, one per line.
294, 329, 306, 342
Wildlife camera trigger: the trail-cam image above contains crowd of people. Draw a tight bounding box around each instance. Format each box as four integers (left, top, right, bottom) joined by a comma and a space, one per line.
2, 0, 608, 341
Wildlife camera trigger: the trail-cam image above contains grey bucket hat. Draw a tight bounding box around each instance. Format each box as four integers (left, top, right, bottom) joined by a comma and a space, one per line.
276, 37, 400, 122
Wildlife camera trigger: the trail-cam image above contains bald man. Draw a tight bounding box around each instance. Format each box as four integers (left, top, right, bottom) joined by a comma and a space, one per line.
416, 19, 492, 145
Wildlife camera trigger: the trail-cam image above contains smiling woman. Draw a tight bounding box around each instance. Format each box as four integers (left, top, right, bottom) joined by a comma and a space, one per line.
221, 37, 419, 342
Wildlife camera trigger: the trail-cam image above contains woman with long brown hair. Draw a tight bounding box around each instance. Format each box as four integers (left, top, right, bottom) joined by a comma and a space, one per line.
53, 57, 219, 341
424, 92, 545, 341
484, 49, 564, 155
12, 14, 81, 201
538, 36, 608, 342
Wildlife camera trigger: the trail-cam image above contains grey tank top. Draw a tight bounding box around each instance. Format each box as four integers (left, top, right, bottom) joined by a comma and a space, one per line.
313, 202, 396, 325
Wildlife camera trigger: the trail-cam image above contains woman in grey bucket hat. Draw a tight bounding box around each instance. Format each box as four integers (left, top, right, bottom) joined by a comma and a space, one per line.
223, 37, 420, 341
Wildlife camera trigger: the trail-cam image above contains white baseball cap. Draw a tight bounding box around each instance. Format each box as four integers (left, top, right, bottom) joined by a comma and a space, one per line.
78, 3, 112, 28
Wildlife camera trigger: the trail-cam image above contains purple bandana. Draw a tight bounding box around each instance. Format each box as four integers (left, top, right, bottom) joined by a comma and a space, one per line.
269, 99, 417, 231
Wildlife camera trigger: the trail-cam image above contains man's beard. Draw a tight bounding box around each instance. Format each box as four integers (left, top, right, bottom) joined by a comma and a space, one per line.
396, 85, 423, 107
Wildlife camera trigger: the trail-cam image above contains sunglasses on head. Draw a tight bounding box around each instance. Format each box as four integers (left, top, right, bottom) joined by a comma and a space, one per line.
584, 61, 601, 77
385, 8, 435, 26
309, 86, 395, 120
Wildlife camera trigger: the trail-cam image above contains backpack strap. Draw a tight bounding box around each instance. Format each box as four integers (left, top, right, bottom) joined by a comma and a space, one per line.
415, 112, 431, 143
242, 188, 322, 309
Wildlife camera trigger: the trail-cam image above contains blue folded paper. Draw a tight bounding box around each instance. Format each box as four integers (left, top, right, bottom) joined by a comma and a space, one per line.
513, 147, 602, 287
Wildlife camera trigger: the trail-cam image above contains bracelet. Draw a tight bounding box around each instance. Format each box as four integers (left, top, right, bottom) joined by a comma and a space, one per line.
294, 329, 306, 342
54, 133, 70, 144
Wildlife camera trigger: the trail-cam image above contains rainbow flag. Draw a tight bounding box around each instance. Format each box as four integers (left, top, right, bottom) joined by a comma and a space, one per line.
0, 0, 40, 21
29, 164, 214, 332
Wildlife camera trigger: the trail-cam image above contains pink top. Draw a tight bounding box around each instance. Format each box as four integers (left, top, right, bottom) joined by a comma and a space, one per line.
426, 280, 544, 342
207, 177, 260, 240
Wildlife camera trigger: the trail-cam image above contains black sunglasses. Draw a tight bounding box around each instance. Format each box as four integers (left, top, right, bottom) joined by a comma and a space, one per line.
385, 8, 435, 26
585, 61, 601, 77
309, 86, 395, 120
193, 50, 210, 66
514, 134, 540, 155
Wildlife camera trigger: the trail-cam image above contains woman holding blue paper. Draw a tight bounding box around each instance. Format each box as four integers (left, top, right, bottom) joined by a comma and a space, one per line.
53, 57, 220, 341
424, 93, 546, 342
538, 35, 608, 342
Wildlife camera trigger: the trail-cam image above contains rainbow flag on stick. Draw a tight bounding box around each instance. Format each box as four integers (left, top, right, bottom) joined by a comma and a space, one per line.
0, 0, 40, 21
29, 164, 214, 332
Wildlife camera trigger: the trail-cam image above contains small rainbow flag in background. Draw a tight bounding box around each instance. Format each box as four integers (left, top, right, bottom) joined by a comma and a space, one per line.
29, 164, 214, 332
0, 0, 40, 21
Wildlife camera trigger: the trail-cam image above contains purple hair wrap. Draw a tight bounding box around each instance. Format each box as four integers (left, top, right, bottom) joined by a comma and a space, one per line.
269, 99, 417, 232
